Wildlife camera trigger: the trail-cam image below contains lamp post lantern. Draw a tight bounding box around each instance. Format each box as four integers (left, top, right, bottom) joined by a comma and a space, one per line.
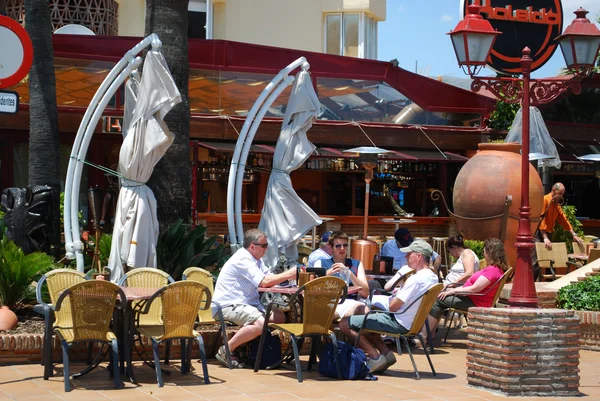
449, 6, 600, 308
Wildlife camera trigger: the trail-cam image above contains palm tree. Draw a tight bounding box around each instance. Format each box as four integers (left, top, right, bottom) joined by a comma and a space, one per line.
24, 0, 61, 256
144, 0, 191, 230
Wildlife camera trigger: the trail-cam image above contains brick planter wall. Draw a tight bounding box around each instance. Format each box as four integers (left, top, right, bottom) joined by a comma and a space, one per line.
466, 307, 580, 397
0, 329, 230, 366
574, 311, 600, 352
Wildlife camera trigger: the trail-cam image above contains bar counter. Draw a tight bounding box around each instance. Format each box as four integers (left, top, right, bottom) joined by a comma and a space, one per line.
196, 213, 452, 240
196, 213, 600, 240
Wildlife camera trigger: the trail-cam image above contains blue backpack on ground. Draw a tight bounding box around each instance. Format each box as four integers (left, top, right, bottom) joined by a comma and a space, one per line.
318, 340, 374, 380
247, 333, 282, 369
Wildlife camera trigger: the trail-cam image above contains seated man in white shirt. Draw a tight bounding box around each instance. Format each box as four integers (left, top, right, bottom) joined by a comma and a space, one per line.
339, 240, 439, 373
212, 229, 296, 368
307, 231, 333, 267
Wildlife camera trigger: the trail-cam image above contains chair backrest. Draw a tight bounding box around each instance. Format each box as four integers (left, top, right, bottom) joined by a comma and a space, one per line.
389, 269, 415, 290
159, 281, 208, 340
589, 249, 600, 264
535, 242, 569, 268
406, 283, 444, 336
119, 268, 174, 326
60, 280, 122, 342
301, 276, 346, 335
491, 267, 514, 307
183, 267, 215, 324
573, 241, 586, 255
38, 269, 87, 328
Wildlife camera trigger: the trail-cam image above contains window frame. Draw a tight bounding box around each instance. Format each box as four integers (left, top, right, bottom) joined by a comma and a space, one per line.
323, 11, 377, 59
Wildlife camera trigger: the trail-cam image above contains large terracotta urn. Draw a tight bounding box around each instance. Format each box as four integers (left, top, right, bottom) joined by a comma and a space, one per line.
0, 306, 18, 331
453, 142, 544, 268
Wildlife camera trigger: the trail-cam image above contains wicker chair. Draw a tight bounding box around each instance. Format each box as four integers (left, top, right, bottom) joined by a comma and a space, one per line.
355, 283, 444, 380
118, 267, 174, 364
253, 276, 347, 383
34, 268, 87, 380
442, 267, 514, 343
53, 280, 125, 392
137, 281, 211, 387
182, 267, 232, 369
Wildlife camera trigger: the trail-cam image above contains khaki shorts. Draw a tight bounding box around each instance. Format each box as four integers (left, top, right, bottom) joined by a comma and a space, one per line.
221, 304, 264, 326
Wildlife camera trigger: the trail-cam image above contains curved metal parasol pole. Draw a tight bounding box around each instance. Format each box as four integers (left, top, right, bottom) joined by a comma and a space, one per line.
64, 34, 162, 271
226, 56, 307, 251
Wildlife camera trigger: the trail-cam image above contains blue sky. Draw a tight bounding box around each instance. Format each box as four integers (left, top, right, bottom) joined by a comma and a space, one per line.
378, 0, 600, 79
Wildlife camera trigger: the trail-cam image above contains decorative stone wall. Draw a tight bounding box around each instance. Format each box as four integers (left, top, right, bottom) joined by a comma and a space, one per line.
574, 311, 600, 352
0, 329, 228, 366
1, 0, 119, 36
467, 307, 580, 397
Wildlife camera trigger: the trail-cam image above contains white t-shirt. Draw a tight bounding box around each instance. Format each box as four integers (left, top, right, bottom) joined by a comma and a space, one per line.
212, 247, 270, 313
393, 268, 439, 330
307, 247, 330, 267
444, 249, 480, 285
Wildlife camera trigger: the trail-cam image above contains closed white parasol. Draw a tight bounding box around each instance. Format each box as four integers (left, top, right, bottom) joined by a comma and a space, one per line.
258, 68, 322, 268
107, 50, 181, 282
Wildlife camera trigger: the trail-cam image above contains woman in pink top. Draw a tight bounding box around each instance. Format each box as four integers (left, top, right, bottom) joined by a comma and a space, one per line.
426, 238, 508, 337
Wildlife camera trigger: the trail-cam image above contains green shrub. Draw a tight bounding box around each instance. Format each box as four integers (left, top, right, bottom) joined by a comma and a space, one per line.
156, 219, 226, 281
557, 275, 600, 311
551, 204, 584, 253
464, 239, 485, 261
0, 236, 55, 308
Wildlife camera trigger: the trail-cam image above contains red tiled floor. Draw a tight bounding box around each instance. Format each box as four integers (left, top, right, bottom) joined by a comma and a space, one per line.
1, 337, 599, 401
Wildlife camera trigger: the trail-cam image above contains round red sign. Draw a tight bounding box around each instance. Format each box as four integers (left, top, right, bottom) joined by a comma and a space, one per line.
0, 15, 33, 89
461, 0, 563, 75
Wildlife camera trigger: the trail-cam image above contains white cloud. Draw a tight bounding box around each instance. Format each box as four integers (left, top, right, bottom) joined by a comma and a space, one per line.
441, 15, 454, 22
561, 0, 599, 21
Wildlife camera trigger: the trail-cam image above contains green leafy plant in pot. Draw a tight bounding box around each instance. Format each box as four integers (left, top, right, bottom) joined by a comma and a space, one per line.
0, 222, 55, 329
156, 219, 226, 281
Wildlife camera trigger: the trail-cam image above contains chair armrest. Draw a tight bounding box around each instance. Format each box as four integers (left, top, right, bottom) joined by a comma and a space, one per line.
536, 258, 555, 266
33, 302, 54, 317
366, 288, 393, 308
137, 287, 166, 315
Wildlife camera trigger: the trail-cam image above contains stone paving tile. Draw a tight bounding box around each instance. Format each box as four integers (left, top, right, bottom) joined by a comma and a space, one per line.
1, 344, 600, 401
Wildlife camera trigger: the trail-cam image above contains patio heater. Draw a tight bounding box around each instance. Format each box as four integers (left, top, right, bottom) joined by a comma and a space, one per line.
343, 146, 391, 271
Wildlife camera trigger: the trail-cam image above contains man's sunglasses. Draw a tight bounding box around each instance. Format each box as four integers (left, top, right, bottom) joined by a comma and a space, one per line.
253, 242, 268, 248
334, 243, 349, 249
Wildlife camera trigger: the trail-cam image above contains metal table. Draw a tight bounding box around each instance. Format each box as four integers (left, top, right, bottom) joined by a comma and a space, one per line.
379, 217, 417, 232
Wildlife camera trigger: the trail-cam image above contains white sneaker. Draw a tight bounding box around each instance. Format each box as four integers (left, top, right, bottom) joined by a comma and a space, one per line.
383, 351, 397, 370
367, 354, 387, 373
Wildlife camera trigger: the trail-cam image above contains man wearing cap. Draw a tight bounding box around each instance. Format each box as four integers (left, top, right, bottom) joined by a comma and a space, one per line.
307, 231, 333, 267
339, 240, 439, 373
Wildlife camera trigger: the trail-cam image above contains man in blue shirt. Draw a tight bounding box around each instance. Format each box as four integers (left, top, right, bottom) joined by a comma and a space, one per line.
381, 229, 413, 270
381, 228, 441, 272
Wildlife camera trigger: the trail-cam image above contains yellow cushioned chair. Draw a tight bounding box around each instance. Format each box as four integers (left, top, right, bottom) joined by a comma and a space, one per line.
118, 267, 174, 365
183, 266, 232, 369
442, 267, 514, 343
53, 280, 125, 392
253, 276, 347, 383
34, 268, 87, 380
137, 281, 211, 387
356, 283, 444, 380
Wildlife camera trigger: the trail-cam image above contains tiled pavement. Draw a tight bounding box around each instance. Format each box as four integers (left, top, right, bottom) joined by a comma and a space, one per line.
1, 338, 599, 401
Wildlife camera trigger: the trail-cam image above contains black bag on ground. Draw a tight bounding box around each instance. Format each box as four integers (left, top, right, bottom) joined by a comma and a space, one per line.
318, 340, 372, 380
247, 333, 282, 369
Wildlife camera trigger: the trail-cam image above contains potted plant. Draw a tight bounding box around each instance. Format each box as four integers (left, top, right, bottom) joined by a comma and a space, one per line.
0, 219, 55, 330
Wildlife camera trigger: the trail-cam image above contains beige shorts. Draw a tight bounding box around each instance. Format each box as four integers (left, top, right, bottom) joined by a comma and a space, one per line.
221, 304, 264, 326
335, 299, 365, 318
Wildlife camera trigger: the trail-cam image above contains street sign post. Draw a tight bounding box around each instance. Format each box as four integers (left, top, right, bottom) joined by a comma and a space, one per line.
0, 15, 33, 89
0, 90, 19, 114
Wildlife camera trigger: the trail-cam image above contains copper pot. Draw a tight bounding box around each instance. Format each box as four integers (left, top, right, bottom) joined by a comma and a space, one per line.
453, 142, 544, 267
351, 239, 378, 272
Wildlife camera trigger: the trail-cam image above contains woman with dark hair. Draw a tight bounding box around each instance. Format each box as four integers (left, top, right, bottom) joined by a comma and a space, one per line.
444, 235, 480, 286
426, 237, 508, 337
